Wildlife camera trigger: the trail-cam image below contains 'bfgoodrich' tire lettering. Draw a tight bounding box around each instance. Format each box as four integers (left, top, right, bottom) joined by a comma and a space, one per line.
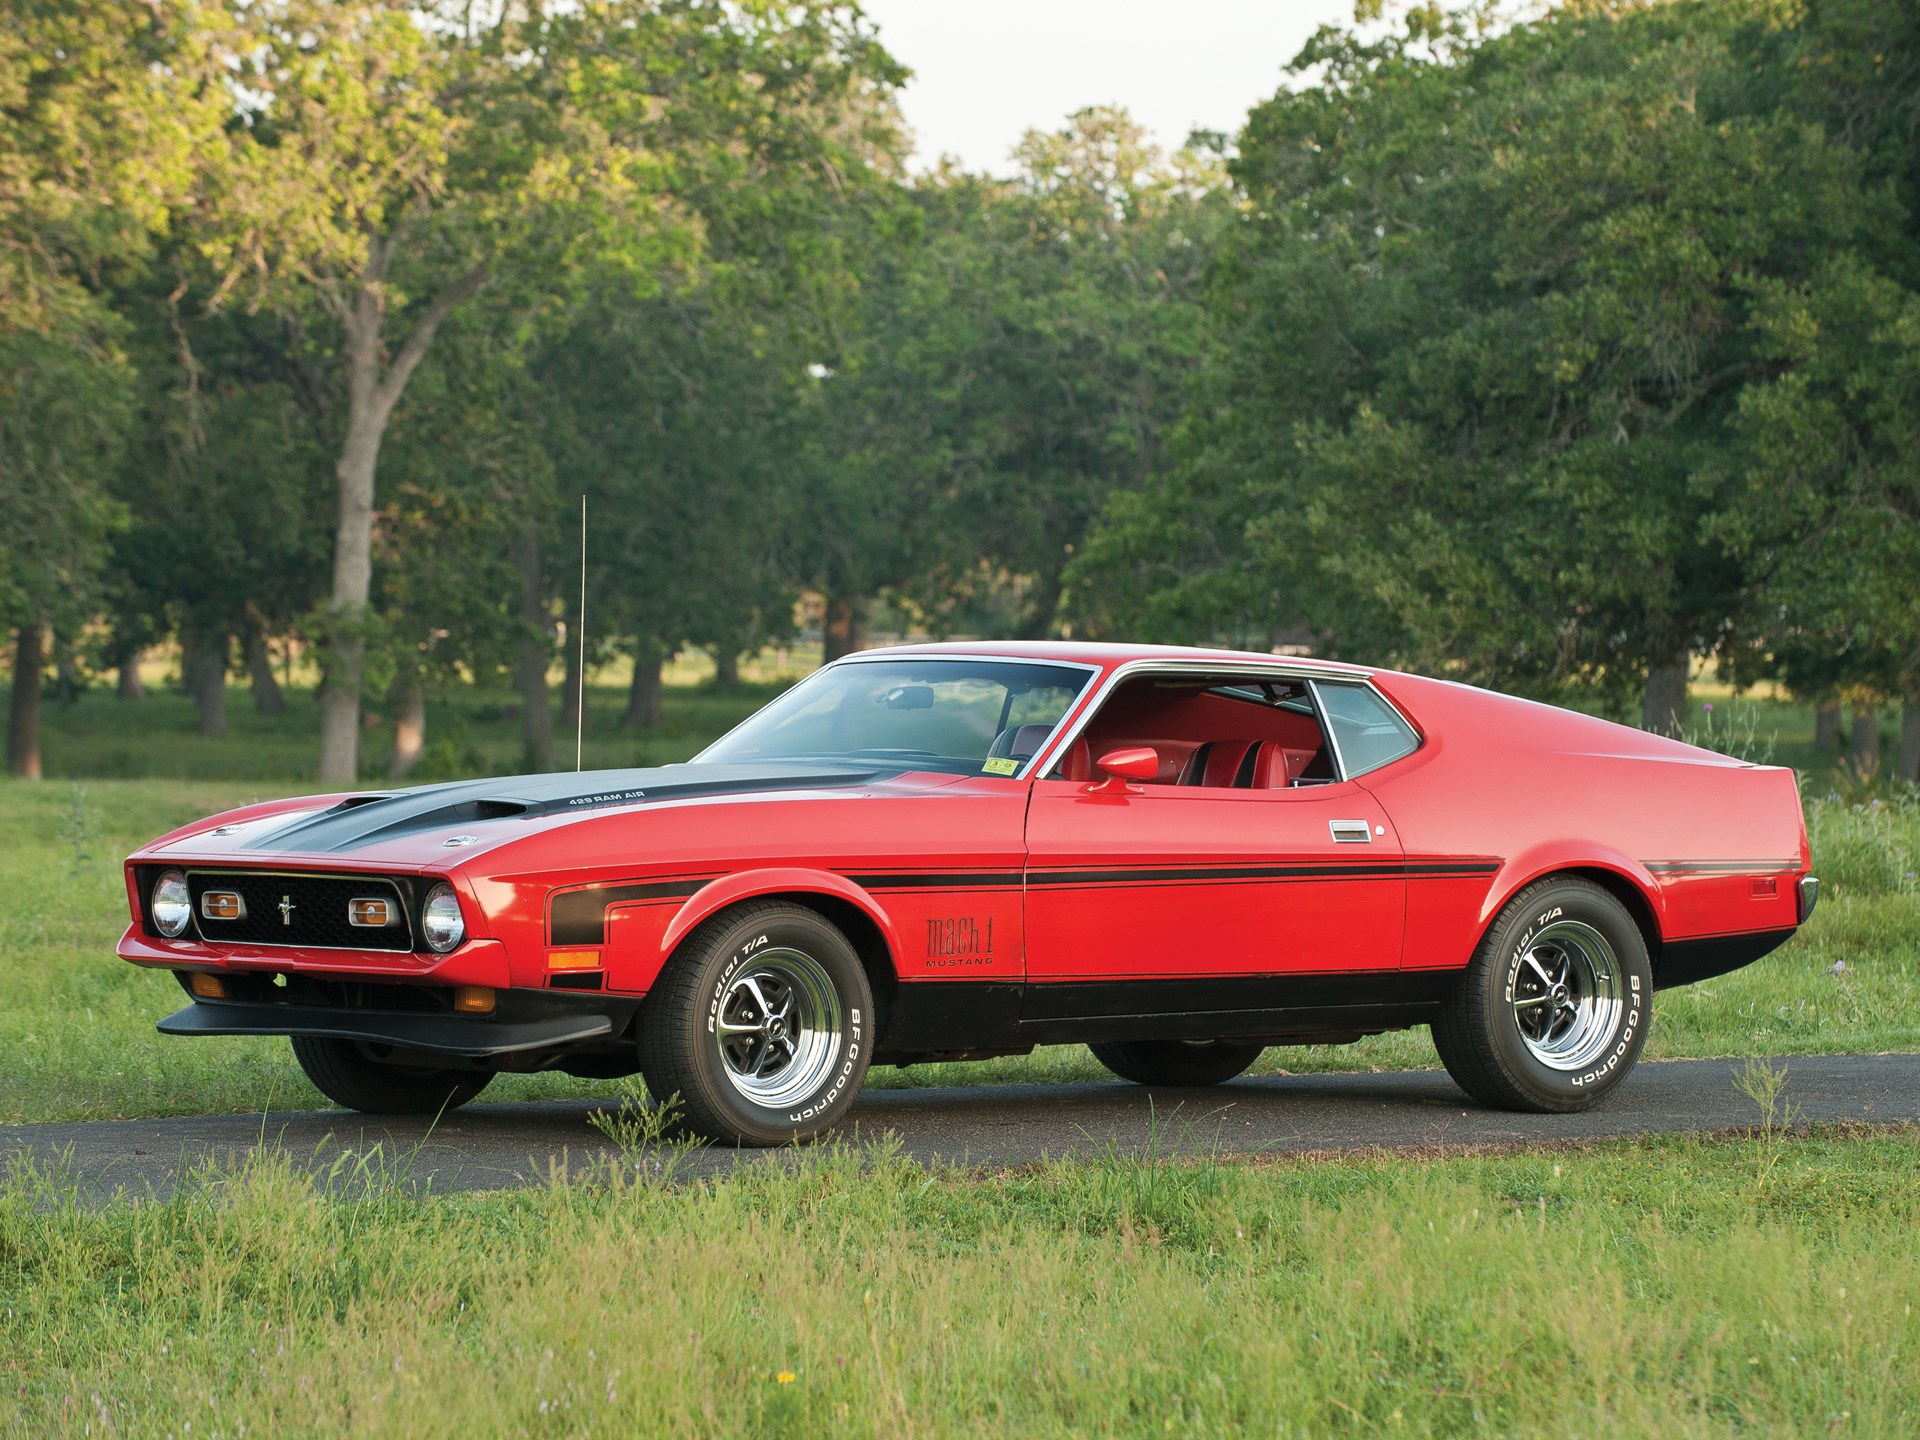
640, 902, 874, 1146
1432, 878, 1654, 1114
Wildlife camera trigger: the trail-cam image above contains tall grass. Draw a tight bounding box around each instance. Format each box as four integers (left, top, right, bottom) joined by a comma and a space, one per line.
3, 1127, 1917, 1436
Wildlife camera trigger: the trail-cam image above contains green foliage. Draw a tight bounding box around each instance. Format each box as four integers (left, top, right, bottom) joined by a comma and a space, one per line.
1070, 0, 1920, 723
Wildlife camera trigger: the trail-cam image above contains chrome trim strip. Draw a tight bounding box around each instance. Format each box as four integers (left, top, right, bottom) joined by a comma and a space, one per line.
1026, 657, 1384, 784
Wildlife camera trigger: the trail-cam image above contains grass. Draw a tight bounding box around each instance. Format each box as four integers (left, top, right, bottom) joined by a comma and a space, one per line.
3, 1124, 1917, 1436
28, 664, 791, 783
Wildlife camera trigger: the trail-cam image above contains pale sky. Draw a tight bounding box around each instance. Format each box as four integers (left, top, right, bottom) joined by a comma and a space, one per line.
858, 0, 1358, 175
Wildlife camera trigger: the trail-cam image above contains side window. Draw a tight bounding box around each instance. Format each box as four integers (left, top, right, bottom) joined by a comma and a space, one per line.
1313, 683, 1419, 778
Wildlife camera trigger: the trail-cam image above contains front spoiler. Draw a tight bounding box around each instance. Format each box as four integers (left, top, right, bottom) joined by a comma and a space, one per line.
158, 987, 641, 1058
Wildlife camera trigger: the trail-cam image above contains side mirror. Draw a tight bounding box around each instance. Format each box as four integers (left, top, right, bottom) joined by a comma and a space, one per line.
1085, 745, 1159, 796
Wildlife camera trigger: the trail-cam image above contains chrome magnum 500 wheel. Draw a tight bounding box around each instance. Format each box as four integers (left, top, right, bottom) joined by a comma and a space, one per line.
641, 902, 872, 1145
1432, 877, 1653, 1112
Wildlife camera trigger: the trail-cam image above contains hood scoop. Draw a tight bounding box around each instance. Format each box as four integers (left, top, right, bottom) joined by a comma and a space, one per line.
237, 762, 882, 854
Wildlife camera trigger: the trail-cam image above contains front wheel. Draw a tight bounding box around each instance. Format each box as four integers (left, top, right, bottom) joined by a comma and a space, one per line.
1432, 877, 1652, 1112
1090, 1038, 1265, 1087
640, 902, 873, 1145
291, 1036, 493, 1115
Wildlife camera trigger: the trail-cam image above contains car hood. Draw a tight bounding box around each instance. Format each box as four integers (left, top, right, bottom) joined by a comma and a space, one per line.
148, 762, 893, 866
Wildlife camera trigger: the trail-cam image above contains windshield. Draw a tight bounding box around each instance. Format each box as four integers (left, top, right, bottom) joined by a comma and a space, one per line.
697, 659, 1093, 776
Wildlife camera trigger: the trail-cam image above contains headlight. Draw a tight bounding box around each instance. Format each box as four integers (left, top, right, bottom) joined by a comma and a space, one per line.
151, 871, 192, 937
421, 882, 465, 953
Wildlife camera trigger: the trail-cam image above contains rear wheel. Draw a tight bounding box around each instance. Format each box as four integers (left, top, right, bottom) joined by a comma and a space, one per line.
1432, 877, 1652, 1112
640, 902, 873, 1146
291, 1036, 493, 1115
1090, 1038, 1265, 1087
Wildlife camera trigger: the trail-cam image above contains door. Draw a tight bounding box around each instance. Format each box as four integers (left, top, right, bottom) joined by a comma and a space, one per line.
1022, 774, 1407, 986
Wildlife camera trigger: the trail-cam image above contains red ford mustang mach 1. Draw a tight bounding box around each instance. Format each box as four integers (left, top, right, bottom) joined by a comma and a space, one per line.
119, 643, 1819, 1145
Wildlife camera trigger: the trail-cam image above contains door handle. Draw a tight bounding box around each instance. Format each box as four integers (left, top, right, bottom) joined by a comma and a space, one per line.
1329, 819, 1374, 844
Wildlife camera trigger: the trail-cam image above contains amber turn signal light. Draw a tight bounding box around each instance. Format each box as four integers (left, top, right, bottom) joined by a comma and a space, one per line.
187, 972, 227, 1000
453, 985, 496, 1015
348, 897, 396, 927
200, 890, 246, 921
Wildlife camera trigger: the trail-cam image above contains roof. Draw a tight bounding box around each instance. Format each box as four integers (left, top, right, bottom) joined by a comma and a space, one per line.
844, 639, 1376, 676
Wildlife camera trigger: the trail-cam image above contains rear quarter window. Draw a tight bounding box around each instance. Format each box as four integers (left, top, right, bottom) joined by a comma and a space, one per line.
1314, 683, 1419, 778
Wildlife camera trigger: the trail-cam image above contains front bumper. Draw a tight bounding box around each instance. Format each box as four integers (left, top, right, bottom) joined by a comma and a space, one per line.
157, 982, 641, 1059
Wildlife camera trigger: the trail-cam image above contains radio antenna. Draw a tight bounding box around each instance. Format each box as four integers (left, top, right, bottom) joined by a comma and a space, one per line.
575, 492, 587, 773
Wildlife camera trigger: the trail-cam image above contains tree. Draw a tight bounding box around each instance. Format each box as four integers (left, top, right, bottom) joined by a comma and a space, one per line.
1071, 1, 1901, 732
1, 1, 224, 774
200, 0, 900, 781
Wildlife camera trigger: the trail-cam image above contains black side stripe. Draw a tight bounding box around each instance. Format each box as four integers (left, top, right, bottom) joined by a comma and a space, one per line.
849, 872, 1025, 890
548, 857, 1508, 944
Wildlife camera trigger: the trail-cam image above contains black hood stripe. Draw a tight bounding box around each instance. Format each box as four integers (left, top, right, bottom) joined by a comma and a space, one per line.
241, 763, 885, 855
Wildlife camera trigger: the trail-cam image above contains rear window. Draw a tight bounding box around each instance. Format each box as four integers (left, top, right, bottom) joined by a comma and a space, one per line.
1313, 683, 1419, 778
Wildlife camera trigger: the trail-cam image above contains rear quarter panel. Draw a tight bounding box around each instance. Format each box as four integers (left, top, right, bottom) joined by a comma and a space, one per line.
1364, 675, 1806, 973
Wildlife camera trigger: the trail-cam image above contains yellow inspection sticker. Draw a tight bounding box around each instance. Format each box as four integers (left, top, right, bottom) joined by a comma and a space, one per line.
981, 756, 1019, 776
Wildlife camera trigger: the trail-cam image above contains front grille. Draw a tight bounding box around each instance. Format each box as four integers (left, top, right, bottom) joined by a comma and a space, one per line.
186, 871, 416, 952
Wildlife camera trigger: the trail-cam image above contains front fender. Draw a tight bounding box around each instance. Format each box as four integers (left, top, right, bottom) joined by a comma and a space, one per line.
661, 868, 903, 966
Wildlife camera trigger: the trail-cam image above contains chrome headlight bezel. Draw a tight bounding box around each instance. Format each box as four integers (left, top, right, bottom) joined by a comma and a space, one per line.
151, 870, 192, 938
420, 882, 466, 954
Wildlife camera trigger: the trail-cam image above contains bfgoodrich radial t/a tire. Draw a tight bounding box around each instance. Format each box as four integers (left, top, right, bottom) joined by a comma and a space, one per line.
290, 1036, 493, 1115
641, 902, 873, 1146
1432, 877, 1653, 1113
1089, 1039, 1265, 1087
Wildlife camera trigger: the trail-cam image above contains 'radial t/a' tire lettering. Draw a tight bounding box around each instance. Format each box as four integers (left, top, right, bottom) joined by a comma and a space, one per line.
640, 901, 873, 1146
1432, 877, 1653, 1113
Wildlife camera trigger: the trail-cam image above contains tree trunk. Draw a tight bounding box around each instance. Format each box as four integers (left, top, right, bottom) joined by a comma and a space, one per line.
389, 672, 426, 781
1899, 695, 1920, 785
317, 394, 382, 781
1813, 701, 1841, 752
51, 628, 80, 704
1850, 705, 1881, 776
822, 593, 868, 662
1641, 651, 1689, 737
316, 246, 488, 786
515, 524, 554, 772
115, 638, 144, 701
713, 646, 741, 690
242, 607, 286, 715
624, 643, 664, 731
7, 623, 44, 778
187, 631, 229, 739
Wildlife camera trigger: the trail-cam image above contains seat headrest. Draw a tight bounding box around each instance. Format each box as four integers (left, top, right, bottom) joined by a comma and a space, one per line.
988, 723, 1055, 761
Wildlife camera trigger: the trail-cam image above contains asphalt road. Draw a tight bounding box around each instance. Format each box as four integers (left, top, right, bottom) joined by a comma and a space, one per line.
4, 1053, 1915, 1202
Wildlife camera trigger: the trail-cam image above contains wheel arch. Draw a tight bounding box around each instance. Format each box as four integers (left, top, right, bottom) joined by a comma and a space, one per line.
1478, 854, 1665, 971
659, 869, 902, 1027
